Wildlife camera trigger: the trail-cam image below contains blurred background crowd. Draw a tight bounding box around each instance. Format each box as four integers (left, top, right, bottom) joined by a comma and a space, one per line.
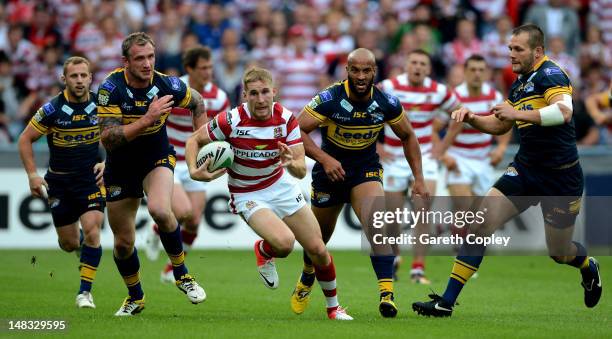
0, 0, 610, 146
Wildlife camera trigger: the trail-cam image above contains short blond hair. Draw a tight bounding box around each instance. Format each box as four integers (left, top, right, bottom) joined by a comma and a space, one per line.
122, 32, 155, 58
242, 67, 273, 89
63, 56, 91, 75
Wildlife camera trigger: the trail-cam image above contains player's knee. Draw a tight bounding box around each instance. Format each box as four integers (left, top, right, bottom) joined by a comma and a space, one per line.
148, 206, 173, 226
113, 240, 134, 258
83, 231, 100, 247
305, 242, 328, 262
273, 235, 295, 258
59, 238, 80, 252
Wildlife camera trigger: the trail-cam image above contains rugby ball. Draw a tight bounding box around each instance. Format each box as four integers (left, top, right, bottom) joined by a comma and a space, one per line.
196, 141, 234, 171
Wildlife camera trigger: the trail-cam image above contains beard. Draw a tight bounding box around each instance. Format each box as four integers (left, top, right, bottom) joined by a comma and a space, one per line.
517, 52, 536, 74
348, 76, 374, 97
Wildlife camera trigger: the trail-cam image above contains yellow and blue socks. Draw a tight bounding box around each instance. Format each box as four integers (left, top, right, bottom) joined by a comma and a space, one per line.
114, 248, 144, 300
371, 255, 395, 295
565, 241, 591, 279
301, 252, 316, 287
159, 224, 188, 280
442, 243, 485, 305
78, 244, 101, 294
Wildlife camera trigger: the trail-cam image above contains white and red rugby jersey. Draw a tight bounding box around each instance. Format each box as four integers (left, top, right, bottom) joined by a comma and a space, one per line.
206, 102, 302, 193
379, 74, 459, 157
167, 76, 230, 161
450, 82, 504, 159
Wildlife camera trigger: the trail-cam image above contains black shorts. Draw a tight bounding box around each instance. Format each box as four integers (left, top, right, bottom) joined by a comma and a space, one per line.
104, 153, 176, 202
45, 171, 105, 227
493, 160, 584, 228
311, 162, 383, 208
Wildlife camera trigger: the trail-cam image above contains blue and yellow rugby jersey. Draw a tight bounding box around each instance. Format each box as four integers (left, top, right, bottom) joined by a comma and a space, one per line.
304, 80, 404, 166
96, 68, 191, 163
508, 56, 578, 168
29, 90, 100, 173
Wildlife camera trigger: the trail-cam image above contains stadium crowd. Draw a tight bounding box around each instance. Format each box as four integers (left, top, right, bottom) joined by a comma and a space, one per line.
0, 0, 610, 146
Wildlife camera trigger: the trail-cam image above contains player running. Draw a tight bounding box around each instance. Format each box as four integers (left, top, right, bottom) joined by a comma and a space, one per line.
144, 46, 230, 283
18, 56, 105, 309
443, 54, 509, 245
185, 67, 353, 320
413, 24, 602, 317
378, 49, 461, 284
97, 32, 207, 316
291, 48, 428, 318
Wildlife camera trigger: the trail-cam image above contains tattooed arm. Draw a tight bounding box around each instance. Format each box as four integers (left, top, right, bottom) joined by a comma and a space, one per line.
99, 117, 128, 151
186, 88, 208, 130
100, 95, 175, 151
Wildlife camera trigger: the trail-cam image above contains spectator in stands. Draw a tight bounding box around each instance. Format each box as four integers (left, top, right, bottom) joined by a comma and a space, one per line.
579, 25, 612, 75
547, 36, 580, 88
273, 25, 327, 116
214, 46, 245, 107
4, 24, 38, 97
76, 16, 121, 87
524, 0, 580, 57
442, 18, 482, 70
156, 9, 187, 74
71, 2, 103, 59
470, 0, 506, 35
25, 2, 62, 50
20, 46, 63, 128
588, 0, 612, 46
317, 10, 355, 68
192, 2, 231, 51
0, 51, 18, 141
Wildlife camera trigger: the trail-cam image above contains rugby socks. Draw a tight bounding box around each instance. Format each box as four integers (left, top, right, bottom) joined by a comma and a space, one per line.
314, 256, 339, 314
181, 229, 198, 253
371, 255, 395, 294
442, 242, 486, 305
411, 260, 426, 275
259, 239, 277, 258
78, 244, 102, 293
114, 248, 144, 300
300, 252, 316, 287
565, 241, 592, 280
159, 224, 189, 280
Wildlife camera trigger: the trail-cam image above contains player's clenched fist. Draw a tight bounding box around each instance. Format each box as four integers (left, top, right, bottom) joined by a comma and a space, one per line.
321, 154, 346, 182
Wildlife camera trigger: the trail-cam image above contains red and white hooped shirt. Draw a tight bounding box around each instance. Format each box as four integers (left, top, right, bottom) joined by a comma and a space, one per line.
379, 74, 459, 157
206, 102, 302, 193
450, 82, 504, 159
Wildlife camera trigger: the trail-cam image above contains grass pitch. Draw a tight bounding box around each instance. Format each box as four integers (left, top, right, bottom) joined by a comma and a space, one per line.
0, 250, 610, 338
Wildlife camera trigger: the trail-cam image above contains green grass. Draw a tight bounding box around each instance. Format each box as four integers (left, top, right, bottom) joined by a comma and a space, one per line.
0, 250, 610, 338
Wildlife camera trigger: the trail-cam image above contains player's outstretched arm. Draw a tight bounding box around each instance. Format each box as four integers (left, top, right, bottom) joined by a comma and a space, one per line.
185, 88, 208, 130
452, 106, 513, 135
491, 94, 573, 127
100, 95, 174, 151
17, 125, 48, 198
389, 115, 429, 198
297, 109, 345, 182
279, 142, 306, 179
